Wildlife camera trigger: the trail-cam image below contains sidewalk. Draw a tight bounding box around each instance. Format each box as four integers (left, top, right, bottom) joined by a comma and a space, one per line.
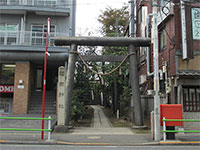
0, 105, 200, 145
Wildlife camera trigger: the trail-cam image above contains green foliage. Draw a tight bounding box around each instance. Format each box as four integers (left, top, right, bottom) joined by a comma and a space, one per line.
71, 89, 85, 121
98, 6, 129, 36
120, 86, 131, 106
71, 46, 96, 121
97, 5, 131, 112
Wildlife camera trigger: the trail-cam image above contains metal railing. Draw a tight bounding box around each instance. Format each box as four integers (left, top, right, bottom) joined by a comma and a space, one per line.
0, 31, 69, 47
162, 117, 200, 141
0, 116, 52, 140
0, 0, 68, 8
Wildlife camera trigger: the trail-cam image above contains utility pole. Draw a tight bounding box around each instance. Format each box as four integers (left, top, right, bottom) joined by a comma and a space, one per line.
129, 0, 144, 126
152, 0, 160, 141
129, 0, 135, 37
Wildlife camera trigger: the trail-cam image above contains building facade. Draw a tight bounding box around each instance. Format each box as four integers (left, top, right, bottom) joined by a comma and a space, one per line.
0, 0, 76, 115
136, 0, 200, 128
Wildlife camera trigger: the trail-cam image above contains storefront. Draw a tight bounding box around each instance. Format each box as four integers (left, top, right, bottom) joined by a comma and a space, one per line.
0, 64, 15, 115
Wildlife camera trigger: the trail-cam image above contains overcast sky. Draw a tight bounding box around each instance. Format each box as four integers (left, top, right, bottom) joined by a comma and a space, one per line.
76, 0, 129, 36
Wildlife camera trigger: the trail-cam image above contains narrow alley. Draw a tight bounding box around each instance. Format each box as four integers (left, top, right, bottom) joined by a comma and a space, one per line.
69, 105, 134, 135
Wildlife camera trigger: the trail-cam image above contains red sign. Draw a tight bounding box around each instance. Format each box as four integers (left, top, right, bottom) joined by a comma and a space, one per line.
0, 85, 14, 93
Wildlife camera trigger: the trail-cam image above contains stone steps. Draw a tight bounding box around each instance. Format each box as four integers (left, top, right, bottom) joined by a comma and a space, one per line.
28, 91, 56, 114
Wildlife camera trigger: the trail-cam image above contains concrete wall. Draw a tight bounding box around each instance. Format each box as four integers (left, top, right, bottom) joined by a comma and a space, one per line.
25, 14, 70, 33
141, 95, 166, 120
178, 55, 200, 71
183, 112, 200, 129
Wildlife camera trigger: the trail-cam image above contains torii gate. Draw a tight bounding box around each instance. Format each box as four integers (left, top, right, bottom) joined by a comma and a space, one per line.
54, 36, 151, 132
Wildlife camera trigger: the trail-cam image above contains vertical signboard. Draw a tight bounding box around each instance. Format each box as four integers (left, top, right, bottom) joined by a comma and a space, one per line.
192, 8, 200, 40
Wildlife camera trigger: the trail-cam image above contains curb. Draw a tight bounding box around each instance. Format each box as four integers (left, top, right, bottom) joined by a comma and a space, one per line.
0, 139, 159, 146
0, 140, 57, 145
160, 141, 200, 145
1, 139, 200, 146
56, 141, 160, 146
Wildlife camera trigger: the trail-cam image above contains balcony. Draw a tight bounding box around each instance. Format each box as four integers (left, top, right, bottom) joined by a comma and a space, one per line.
0, 0, 70, 16
0, 30, 69, 47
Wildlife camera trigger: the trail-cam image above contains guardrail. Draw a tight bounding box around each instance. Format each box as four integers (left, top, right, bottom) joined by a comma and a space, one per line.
0, 116, 52, 140
162, 117, 200, 141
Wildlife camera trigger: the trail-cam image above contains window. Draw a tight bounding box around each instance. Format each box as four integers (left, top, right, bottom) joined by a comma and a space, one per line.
159, 27, 166, 51
0, 24, 18, 45
34, 0, 57, 7
183, 87, 200, 112
31, 24, 55, 46
0, 102, 9, 113
0, 64, 15, 85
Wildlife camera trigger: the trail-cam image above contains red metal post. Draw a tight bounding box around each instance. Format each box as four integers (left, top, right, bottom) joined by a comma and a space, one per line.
41, 18, 50, 140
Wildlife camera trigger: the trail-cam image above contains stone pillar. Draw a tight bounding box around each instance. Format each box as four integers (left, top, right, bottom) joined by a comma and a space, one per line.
13, 62, 31, 114
57, 66, 66, 125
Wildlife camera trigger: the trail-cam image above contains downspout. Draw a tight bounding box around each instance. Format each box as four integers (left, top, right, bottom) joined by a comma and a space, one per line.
146, 14, 154, 76
20, 14, 26, 45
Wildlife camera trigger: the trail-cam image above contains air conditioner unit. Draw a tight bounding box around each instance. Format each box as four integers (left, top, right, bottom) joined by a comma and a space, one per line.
147, 90, 154, 95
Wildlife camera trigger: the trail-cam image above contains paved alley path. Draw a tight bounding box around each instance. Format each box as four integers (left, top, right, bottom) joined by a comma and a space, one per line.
70, 105, 134, 135
91, 105, 112, 128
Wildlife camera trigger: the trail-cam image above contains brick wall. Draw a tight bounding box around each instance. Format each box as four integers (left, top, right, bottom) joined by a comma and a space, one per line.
13, 62, 31, 114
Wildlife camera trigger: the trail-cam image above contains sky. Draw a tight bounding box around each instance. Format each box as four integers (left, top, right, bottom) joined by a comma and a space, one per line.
76, 0, 129, 36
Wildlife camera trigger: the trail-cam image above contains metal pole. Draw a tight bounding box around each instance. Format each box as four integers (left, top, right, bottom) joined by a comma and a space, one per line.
47, 116, 51, 141
163, 117, 166, 141
65, 44, 77, 126
128, 44, 143, 126
129, 0, 135, 37
152, 0, 161, 141
41, 17, 50, 140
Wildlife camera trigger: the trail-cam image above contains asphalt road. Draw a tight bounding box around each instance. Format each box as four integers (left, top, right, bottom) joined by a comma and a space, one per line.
1, 144, 200, 150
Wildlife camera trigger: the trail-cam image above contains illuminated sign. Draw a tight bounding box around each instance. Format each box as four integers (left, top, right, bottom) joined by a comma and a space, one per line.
0, 85, 14, 93
192, 8, 200, 40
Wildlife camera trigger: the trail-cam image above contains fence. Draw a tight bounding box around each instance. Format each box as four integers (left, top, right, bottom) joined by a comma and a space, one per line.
162, 117, 200, 141
0, 31, 69, 46
0, 116, 52, 140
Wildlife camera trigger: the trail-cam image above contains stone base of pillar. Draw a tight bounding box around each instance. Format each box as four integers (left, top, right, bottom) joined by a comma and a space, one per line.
54, 125, 69, 133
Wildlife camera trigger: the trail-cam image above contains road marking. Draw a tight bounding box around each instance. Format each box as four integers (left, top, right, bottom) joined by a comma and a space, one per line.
87, 136, 101, 139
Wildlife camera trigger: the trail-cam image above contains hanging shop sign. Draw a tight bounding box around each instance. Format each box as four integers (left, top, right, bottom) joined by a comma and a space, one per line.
0, 85, 14, 93
192, 8, 200, 40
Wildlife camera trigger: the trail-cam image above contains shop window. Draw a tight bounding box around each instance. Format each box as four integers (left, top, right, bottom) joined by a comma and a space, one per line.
0, 64, 15, 85
159, 27, 166, 51
183, 87, 200, 112
0, 102, 9, 114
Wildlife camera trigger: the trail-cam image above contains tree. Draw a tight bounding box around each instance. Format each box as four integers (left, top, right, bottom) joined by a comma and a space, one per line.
97, 5, 131, 115
98, 6, 129, 37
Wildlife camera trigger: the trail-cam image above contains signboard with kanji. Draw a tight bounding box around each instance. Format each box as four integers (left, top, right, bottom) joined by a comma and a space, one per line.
192, 8, 200, 40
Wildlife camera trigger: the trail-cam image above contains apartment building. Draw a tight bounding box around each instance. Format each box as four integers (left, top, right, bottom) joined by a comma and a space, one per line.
0, 0, 76, 115
136, 0, 200, 128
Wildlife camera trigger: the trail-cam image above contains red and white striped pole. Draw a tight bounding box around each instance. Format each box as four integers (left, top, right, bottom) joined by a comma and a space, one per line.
41, 17, 50, 140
